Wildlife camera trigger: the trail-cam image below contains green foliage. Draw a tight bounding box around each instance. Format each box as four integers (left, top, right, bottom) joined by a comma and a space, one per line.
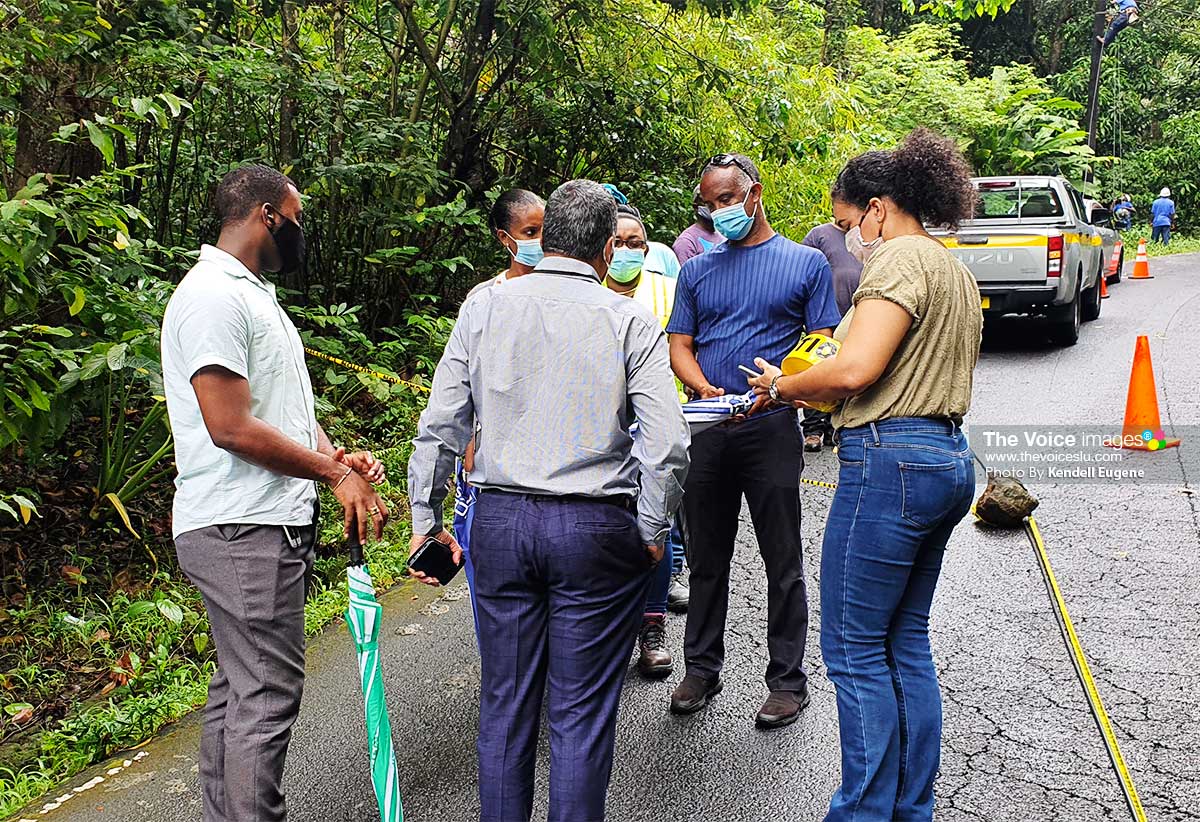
84, 372, 174, 536
902, 0, 1018, 19
967, 66, 1094, 178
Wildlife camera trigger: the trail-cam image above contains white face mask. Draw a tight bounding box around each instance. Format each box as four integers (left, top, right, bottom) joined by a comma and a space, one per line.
844, 225, 879, 264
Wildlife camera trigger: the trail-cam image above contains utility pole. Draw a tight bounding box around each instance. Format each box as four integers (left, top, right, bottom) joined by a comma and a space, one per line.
1083, 0, 1108, 184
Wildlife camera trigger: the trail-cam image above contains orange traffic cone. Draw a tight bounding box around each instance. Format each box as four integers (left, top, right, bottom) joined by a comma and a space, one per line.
1109, 336, 1180, 451
1130, 238, 1152, 279
1100, 270, 1110, 299
1108, 240, 1123, 278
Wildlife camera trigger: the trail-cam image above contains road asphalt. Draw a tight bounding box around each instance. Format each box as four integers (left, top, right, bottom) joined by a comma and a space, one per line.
16, 251, 1200, 822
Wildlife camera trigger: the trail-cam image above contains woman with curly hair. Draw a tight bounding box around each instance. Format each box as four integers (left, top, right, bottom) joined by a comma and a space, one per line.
748, 128, 983, 821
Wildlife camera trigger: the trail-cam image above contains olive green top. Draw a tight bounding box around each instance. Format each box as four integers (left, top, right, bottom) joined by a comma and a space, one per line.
831, 234, 983, 430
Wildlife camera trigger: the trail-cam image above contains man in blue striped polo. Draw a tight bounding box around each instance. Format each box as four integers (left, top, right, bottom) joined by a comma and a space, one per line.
666, 153, 840, 728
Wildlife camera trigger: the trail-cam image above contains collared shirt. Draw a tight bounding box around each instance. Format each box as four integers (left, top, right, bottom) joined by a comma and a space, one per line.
161, 244, 318, 538
408, 256, 690, 546
666, 233, 842, 395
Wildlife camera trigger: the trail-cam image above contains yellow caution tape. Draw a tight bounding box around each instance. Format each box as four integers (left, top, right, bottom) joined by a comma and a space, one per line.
304, 347, 431, 395
1026, 516, 1146, 822
800, 477, 839, 490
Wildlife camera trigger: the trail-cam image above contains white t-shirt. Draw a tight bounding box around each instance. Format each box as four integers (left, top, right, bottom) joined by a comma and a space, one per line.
161, 245, 319, 538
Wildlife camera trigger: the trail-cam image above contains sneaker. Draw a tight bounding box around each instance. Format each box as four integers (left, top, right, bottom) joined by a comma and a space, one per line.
670, 674, 724, 715
804, 434, 823, 452
754, 686, 811, 730
667, 575, 689, 613
637, 617, 672, 679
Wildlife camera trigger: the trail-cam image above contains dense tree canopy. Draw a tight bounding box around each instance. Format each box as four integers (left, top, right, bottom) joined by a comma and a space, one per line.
0, 0, 1197, 528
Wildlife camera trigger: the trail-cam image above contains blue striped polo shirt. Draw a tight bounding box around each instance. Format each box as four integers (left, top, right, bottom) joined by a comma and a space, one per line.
666, 232, 841, 395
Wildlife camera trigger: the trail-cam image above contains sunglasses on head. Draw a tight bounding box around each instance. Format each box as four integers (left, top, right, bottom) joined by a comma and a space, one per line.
707, 153, 757, 181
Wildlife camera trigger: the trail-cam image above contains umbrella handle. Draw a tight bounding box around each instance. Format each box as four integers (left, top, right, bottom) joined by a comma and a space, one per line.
347, 536, 365, 568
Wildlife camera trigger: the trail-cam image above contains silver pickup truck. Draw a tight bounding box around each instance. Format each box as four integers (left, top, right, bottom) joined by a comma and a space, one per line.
932, 176, 1119, 346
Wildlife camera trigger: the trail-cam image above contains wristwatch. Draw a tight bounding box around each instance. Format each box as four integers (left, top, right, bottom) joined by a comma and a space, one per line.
768, 375, 783, 402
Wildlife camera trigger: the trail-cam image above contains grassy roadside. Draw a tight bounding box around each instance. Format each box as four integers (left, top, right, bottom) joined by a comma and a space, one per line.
1117, 227, 1200, 258
0, 443, 418, 820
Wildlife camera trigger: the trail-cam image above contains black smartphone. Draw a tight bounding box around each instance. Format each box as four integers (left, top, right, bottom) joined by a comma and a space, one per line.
409, 537, 463, 585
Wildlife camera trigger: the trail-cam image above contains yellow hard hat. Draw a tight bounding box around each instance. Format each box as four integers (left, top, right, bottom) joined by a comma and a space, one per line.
781, 333, 841, 413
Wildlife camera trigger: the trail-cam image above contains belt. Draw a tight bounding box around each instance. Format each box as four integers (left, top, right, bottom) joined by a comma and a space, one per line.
479, 489, 635, 512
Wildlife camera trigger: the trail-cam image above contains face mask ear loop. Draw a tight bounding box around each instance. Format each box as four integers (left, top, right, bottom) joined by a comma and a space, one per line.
500, 230, 518, 259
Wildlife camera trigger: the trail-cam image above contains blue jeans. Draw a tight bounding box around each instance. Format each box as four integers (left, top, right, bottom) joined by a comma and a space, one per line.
1102, 11, 1131, 46
644, 522, 685, 616
821, 418, 974, 822
471, 491, 653, 822
1152, 224, 1171, 245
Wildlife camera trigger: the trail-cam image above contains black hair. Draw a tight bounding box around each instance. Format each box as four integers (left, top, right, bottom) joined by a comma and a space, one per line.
215, 164, 294, 227
489, 189, 544, 234
832, 128, 978, 229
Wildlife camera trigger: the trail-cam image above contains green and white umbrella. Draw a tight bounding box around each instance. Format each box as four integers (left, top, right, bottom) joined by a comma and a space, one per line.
345, 539, 403, 822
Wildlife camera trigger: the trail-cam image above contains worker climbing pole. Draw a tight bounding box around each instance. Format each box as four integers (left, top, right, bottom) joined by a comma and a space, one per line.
1083, 0, 1108, 183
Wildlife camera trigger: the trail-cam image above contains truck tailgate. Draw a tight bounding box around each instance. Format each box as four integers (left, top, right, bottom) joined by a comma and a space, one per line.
941, 232, 1048, 284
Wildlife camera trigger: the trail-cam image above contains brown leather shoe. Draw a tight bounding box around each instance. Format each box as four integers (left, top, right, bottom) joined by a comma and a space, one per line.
670, 673, 723, 715
637, 617, 673, 679
755, 687, 811, 729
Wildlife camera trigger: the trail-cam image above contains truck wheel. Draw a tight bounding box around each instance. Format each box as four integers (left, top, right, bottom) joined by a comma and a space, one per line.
1082, 264, 1102, 322
1049, 282, 1081, 346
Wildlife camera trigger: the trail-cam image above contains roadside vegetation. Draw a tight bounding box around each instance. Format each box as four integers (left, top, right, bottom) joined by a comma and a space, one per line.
1118, 228, 1200, 258
3, 0, 1199, 815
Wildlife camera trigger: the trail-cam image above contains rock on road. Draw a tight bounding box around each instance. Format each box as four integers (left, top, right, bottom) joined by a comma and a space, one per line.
18, 253, 1200, 822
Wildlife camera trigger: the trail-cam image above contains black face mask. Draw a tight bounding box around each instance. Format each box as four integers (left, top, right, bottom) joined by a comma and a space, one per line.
268, 212, 306, 274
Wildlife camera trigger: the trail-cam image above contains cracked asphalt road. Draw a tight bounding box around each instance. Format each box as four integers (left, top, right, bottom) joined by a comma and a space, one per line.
20, 253, 1200, 822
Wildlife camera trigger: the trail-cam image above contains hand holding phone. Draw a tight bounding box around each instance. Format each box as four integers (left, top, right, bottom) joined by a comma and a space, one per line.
408, 531, 463, 587
738, 364, 763, 379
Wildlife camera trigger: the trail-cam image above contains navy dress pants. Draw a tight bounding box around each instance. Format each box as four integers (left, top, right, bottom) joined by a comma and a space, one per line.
470, 490, 654, 822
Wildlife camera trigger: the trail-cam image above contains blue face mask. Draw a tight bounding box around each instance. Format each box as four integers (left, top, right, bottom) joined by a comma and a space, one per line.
711, 187, 757, 241
504, 233, 544, 267
608, 247, 645, 283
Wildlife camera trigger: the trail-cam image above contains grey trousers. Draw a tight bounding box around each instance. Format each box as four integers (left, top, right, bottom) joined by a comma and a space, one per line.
175, 521, 316, 822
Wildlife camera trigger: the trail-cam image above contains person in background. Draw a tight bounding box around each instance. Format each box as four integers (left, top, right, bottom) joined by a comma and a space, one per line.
602, 183, 681, 279
748, 128, 982, 822
603, 188, 690, 618
1111, 193, 1134, 230
666, 153, 840, 729
605, 202, 688, 678
673, 183, 723, 265
1151, 186, 1176, 245
453, 189, 546, 623
1099, 0, 1139, 47
161, 164, 388, 822
797, 191, 862, 452
488, 188, 546, 285
408, 179, 690, 822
